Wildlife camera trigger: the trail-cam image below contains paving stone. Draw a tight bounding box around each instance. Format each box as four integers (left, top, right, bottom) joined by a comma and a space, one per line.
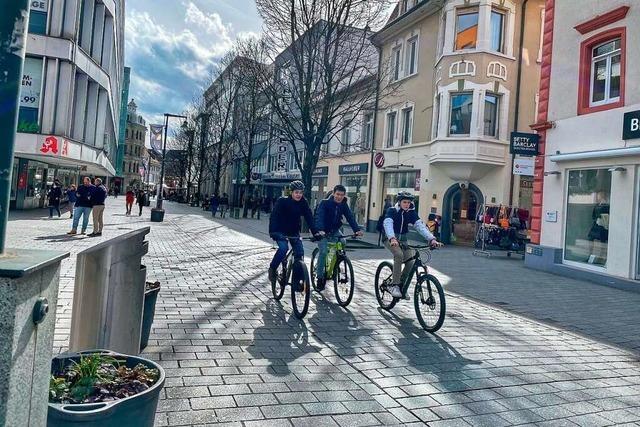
261, 404, 308, 419
190, 396, 236, 410
303, 402, 350, 416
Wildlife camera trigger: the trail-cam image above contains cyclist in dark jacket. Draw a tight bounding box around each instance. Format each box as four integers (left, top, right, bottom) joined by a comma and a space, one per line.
268, 180, 318, 285
313, 184, 363, 290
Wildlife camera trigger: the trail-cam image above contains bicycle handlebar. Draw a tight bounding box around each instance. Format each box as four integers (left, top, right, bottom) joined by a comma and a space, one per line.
312, 233, 361, 241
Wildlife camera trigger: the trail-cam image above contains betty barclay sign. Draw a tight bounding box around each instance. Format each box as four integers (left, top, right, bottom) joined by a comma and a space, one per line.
623, 110, 640, 140
510, 132, 539, 156
374, 152, 385, 168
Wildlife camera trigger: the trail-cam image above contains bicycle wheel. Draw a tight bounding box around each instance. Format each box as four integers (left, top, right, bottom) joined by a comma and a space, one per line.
374, 261, 398, 310
290, 260, 311, 319
414, 274, 446, 332
271, 261, 286, 301
310, 248, 319, 291
333, 256, 355, 307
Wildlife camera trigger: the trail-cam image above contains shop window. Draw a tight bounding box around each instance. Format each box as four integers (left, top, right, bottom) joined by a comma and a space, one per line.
340, 175, 368, 225
401, 107, 413, 146
405, 36, 419, 76
490, 9, 505, 53
386, 111, 397, 148
483, 93, 500, 138
455, 8, 479, 51
564, 169, 611, 267
449, 92, 473, 136
578, 28, 625, 115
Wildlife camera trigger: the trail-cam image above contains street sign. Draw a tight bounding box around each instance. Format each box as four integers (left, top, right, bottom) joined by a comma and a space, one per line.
513, 157, 535, 176
374, 152, 385, 168
623, 110, 640, 140
510, 132, 539, 156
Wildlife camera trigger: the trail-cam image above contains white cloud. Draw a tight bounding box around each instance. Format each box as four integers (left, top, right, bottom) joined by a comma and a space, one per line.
184, 1, 233, 43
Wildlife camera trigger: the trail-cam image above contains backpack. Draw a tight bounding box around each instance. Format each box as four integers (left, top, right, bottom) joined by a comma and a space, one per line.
376, 214, 385, 233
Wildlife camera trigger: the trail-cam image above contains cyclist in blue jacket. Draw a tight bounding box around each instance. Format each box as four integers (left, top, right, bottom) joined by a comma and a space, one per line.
268, 180, 319, 285
313, 185, 363, 290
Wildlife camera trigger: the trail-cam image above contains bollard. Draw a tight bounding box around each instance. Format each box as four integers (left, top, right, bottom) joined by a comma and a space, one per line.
0, 249, 69, 427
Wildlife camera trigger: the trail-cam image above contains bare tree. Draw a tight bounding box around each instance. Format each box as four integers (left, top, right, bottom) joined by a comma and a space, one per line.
255, 0, 393, 198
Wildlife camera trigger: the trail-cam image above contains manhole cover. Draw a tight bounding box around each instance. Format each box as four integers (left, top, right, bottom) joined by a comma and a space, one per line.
221, 339, 253, 346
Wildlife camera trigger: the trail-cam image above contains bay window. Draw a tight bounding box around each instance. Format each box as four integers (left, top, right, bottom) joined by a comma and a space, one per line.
449, 92, 473, 135
490, 9, 505, 53
483, 93, 500, 138
455, 8, 479, 51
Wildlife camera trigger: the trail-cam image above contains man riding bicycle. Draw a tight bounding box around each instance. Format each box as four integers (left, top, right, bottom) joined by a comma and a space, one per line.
313, 185, 364, 291
382, 192, 441, 298
268, 180, 319, 287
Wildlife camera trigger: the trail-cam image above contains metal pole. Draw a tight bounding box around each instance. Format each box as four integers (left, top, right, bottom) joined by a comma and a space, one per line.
0, 1, 30, 254
156, 114, 169, 210
186, 130, 193, 203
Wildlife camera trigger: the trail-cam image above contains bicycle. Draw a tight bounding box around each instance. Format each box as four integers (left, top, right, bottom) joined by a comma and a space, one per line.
271, 236, 313, 319
309, 233, 358, 307
374, 244, 446, 332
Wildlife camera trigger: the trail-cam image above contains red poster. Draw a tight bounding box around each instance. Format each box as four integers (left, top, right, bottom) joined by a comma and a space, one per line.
17, 171, 27, 190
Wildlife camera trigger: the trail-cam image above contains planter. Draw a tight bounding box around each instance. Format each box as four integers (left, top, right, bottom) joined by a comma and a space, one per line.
48, 350, 165, 427
150, 208, 164, 222
140, 281, 161, 351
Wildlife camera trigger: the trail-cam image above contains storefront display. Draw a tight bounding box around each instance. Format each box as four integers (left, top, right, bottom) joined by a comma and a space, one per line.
382, 171, 420, 212
339, 163, 369, 226
564, 169, 611, 267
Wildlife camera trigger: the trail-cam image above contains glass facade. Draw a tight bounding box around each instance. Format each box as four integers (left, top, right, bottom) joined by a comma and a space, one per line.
340, 175, 368, 225
382, 171, 420, 212
564, 169, 611, 267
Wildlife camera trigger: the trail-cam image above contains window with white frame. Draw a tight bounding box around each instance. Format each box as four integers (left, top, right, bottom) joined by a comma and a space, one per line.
362, 113, 374, 150
401, 107, 413, 145
341, 116, 353, 152
449, 92, 473, 135
455, 7, 479, 51
490, 9, 505, 53
590, 38, 621, 106
483, 93, 500, 138
391, 46, 402, 81
405, 36, 419, 76
386, 111, 397, 147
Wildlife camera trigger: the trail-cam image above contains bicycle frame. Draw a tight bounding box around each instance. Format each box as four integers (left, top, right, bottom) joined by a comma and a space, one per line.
324, 240, 344, 277
398, 247, 428, 296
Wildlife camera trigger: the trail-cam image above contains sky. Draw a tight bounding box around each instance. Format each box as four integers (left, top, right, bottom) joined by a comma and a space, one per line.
124, 0, 263, 130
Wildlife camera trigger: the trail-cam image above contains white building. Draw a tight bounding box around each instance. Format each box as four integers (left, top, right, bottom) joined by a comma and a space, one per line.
526, 1, 640, 286
11, 0, 124, 209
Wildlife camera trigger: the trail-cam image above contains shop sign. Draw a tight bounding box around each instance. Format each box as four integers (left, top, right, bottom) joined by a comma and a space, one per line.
313, 166, 328, 176
545, 210, 558, 223
276, 138, 288, 172
623, 110, 640, 140
414, 170, 421, 191
339, 163, 368, 175
510, 132, 539, 156
40, 136, 59, 154
374, 152, 385, 168
262, 171, 301, 180
20, 57, 43, 108
30, 0, 47, 12
513, 157, 535, 176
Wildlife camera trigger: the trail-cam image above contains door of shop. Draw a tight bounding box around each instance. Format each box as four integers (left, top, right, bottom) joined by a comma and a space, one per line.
441, 183, 483, 245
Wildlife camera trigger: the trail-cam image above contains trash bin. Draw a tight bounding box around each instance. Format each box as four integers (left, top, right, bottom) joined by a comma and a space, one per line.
69, 227, 150, 355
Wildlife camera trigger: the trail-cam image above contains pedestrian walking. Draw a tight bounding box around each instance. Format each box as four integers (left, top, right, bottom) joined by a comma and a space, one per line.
114, 185, 120, 198
66, 184, 77, 218
136, 189, 146, 216
88, 178, 107, 237
219, 193, 229, 218
210, 193, 220, 217
251, 194, 261, 218
67, 176, 94, 235
47, 179, 62, 218
125, 187, 135, 215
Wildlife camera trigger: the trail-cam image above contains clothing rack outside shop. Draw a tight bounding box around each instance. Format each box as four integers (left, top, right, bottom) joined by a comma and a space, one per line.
473, 204, 531, 259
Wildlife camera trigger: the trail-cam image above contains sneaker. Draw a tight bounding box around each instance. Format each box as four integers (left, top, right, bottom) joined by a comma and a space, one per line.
388, 285, 403, 299
268, 267, 277, 284
316, 277, 326, 291
67, 230, 77, 235
81, 230, 86, 235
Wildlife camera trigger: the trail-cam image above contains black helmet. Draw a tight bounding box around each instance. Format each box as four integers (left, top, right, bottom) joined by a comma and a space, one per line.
396, 191, 414, 202
290, 180, 305, 191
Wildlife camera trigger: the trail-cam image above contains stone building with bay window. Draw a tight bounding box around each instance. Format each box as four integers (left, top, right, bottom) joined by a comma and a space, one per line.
525, 1, 640, 286
368, 0, 544, 244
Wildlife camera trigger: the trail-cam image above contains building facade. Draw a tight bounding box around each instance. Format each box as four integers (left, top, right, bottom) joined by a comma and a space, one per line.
11, 0, 124, 209
114, 66, 131, 187
525, 1, 640, 285
368, 0, 544, 244
122, 99, 147, 191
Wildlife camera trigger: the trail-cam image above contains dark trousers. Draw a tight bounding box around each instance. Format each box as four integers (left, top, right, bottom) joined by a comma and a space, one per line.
49, 202, 60, 217
270, 236, 304, 270
138, 204, 143, 216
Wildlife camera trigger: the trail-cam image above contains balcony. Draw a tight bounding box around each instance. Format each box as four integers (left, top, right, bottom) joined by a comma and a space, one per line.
427, 137, 507, 181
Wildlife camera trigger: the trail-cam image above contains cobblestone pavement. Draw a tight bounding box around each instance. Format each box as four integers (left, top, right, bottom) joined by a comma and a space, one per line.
7, 199, 640, 426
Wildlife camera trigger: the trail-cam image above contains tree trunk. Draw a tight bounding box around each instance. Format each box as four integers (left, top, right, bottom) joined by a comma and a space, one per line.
214, 139, 223, 195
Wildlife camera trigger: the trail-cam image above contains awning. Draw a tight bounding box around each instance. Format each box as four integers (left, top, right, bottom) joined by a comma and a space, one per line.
550, 146, 640, 163
15, 133, 116, 176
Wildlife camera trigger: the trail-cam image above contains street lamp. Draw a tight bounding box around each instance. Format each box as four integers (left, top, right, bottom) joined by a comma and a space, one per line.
150, 113, 188, 222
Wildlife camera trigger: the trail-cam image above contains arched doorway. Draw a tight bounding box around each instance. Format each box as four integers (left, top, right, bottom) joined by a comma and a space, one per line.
441, 183, 484, 245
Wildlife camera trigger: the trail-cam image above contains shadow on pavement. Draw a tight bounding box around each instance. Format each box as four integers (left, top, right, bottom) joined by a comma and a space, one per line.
34, 234, 85, 243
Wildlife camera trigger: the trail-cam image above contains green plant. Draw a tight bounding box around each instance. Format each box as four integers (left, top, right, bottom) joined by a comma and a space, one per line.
49, 376, 69, 401
67, 355, 120, 402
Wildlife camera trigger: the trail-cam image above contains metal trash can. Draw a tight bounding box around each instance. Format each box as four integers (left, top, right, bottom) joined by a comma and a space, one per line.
69, 227, 150, 355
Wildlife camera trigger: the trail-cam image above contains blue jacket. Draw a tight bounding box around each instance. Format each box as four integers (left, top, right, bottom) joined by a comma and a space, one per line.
75, 184, 94, 208
314, 196, 361, 234
383, 202, 435, 242
66, 189, 78, 203
269, 196, 317, 237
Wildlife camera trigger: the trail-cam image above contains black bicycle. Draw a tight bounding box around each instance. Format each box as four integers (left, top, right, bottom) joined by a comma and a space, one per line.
271, 236, 312, 319
374, 244, 446, 332
309, 233, 358, 307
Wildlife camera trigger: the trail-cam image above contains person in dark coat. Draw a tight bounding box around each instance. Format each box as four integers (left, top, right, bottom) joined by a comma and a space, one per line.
136, 190, 147, 216
210, 193, 220, 217
68, 176, 95, 235
66, 184, 77, 218
47, 179, 63, 218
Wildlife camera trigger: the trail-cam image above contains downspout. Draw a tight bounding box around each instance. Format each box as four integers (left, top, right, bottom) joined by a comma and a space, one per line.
509, 0, 528, 206
365, 43, 383, 232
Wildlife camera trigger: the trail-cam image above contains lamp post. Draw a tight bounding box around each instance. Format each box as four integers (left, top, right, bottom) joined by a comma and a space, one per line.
151, 113, 187, 222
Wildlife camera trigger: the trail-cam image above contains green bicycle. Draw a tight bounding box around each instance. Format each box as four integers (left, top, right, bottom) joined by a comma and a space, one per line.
310, 233, 358, 307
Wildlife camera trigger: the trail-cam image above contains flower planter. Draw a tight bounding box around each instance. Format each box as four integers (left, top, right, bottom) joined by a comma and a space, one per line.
48, 350, 165, 427
140, 281, 161, 351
